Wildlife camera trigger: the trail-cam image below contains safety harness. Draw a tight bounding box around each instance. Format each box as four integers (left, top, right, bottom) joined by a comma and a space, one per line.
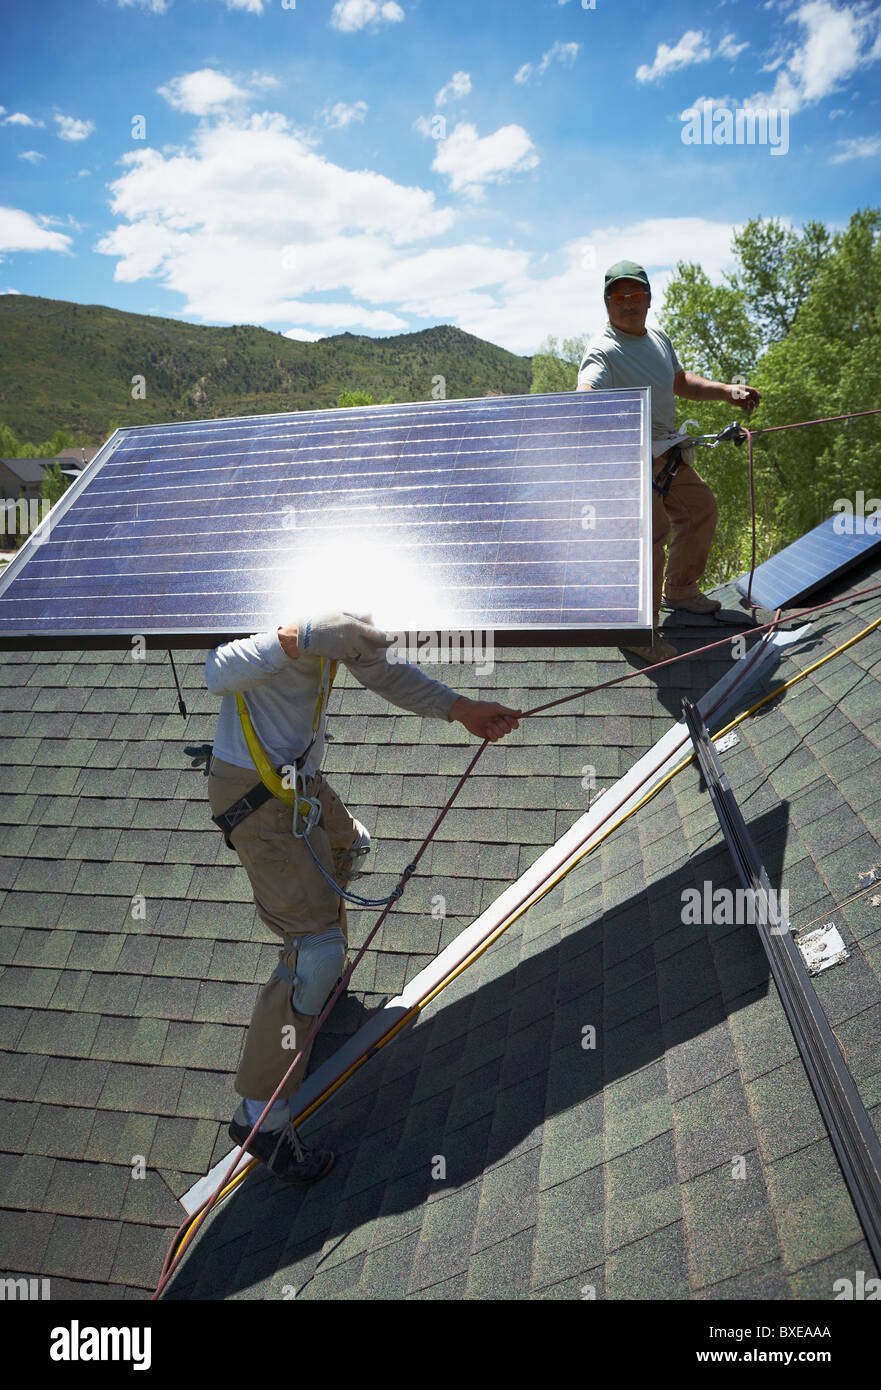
652, 440, 692, 498
652, 421, 748, 498
210, 657, 338, 849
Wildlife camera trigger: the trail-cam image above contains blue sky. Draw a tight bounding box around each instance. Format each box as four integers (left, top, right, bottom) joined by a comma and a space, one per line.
1, 0, 879, 353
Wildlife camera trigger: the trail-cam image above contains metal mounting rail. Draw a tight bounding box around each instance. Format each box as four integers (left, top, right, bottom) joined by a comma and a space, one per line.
681, 697, 881, 1274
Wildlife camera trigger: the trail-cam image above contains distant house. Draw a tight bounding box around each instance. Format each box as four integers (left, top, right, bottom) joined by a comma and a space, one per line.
0, 455, 87, 503
57, 446, 99, 472
0, 458, 46, 502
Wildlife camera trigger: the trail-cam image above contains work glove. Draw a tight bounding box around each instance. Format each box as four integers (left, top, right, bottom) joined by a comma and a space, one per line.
296, 611, 393, 662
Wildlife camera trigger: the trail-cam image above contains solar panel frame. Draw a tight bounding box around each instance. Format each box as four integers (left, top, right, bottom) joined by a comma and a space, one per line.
735, 513, 881, 609
0, 388, 654, 650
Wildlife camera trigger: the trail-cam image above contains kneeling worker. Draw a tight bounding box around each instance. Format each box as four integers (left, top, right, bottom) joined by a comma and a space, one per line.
205, 613, 521, 1184
576, 259, 760, 663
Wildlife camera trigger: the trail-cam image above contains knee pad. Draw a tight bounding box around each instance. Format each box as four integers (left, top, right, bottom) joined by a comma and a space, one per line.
290, 927, 346, 1015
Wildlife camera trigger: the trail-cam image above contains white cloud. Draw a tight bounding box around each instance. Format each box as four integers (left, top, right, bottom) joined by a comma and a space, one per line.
830, 133, 881, 162
538, 41, 579, 75
2, 287, 22, 294
250, 73, 280, 90
282, 327, 327, 341
93, 112, 744, 354
749, 0, 881, 114
3, 112, 43, 127
637, 30, 712, 83
829, 108, 847, 118
330, 0, 404, 32
54, 114, 95, 141
717, 33, 749, 61
19, 150, 46, 164
95, 112, 453, 325
117, 0, 171, 13
431, 122, 539, 197
444, 217, 741, 354
322, 100, 369, 129
77, 169, 91, 177
158, 69, 250, 115
515, 41, 579, 84
224, 0, 264, 11
0, 206, 73, 255
435, 71, 471, 106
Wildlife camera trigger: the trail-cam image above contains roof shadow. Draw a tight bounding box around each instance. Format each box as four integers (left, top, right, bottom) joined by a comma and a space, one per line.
163, 799, 793, 1299
629, 622, 831, 726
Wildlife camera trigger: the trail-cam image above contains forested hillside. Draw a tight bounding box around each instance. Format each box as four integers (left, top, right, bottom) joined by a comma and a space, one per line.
0, 295, 533, 443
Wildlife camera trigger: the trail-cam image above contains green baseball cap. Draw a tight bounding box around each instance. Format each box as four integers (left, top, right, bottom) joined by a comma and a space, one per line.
604, 260, 650, 294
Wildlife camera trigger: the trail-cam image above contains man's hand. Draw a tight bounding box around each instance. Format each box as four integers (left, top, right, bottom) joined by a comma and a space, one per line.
727, 383, 761, 413
281, 612, 394, 662
449, 696, 522, 742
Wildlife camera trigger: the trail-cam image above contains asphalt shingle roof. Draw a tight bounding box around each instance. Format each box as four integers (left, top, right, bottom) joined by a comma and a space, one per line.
1, 556, 881, 1299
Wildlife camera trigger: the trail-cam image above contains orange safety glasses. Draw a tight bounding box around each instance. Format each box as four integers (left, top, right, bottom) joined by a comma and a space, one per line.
607, 289, 649, 305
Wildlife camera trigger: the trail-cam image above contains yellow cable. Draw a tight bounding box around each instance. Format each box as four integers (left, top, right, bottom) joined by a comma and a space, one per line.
173, 612, 881, 1261
236, 658, 337, 810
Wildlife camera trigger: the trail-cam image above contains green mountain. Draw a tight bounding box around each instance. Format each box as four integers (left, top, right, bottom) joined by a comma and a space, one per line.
0, 294, 534, 443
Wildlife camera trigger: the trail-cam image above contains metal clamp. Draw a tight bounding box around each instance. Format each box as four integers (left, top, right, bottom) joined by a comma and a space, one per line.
291, 766, 322, 839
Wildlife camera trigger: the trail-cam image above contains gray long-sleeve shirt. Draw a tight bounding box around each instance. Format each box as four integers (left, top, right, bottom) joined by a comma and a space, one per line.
205, 628, 460, 775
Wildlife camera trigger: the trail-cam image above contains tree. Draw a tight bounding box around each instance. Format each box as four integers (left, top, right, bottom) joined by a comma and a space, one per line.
41, 460, 71, 511
337, 389, 375, 407
530, 335, 589, 393
730, 217, 832, 347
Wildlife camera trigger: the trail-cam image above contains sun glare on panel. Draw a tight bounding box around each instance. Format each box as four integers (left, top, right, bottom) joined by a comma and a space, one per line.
262, 531, 442, 632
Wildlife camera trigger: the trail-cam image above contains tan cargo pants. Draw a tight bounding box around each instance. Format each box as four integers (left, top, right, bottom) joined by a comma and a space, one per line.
207, 755, 361, 1102
652, 451, 719, 624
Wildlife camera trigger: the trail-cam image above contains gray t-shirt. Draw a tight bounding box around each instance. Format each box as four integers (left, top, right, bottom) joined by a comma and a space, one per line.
577, 323, 683, 439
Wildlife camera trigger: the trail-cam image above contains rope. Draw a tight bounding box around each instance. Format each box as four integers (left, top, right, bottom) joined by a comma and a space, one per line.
153, 405, 881, 1297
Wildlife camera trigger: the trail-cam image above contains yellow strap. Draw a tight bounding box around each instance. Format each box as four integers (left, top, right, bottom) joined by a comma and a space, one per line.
237, 657, 338, 810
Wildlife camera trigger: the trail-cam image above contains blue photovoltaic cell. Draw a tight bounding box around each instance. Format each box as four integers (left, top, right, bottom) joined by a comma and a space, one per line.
735, 514, 881, 609
0, 389, 652, 647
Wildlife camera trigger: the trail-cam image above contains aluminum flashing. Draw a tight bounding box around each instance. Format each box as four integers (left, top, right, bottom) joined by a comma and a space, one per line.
0, 389, 653, 650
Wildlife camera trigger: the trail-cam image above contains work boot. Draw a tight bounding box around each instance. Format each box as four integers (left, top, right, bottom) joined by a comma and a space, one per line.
619, 631, 678, 665
664, 592, 721, 614
228, 1112, 335, 1185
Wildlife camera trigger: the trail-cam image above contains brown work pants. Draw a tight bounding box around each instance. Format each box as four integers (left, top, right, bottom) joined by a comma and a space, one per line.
207, 755, 361, 1102
652, 452, 719, 624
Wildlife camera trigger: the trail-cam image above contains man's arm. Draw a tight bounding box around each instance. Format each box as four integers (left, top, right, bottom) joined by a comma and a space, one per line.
204, 629, 292, 696
673, 369, 761, 413
346, 650, 521, 742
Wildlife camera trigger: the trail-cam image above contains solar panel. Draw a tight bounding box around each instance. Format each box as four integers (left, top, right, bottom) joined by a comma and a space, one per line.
0, 389, 652, 649
735, 513, 881, 609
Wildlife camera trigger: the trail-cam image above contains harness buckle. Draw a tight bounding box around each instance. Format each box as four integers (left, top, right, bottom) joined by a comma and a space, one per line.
291, 766, 322, 839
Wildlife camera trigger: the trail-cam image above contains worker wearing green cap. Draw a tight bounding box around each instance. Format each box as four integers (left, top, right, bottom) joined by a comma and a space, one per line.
577, 260, 760, 664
